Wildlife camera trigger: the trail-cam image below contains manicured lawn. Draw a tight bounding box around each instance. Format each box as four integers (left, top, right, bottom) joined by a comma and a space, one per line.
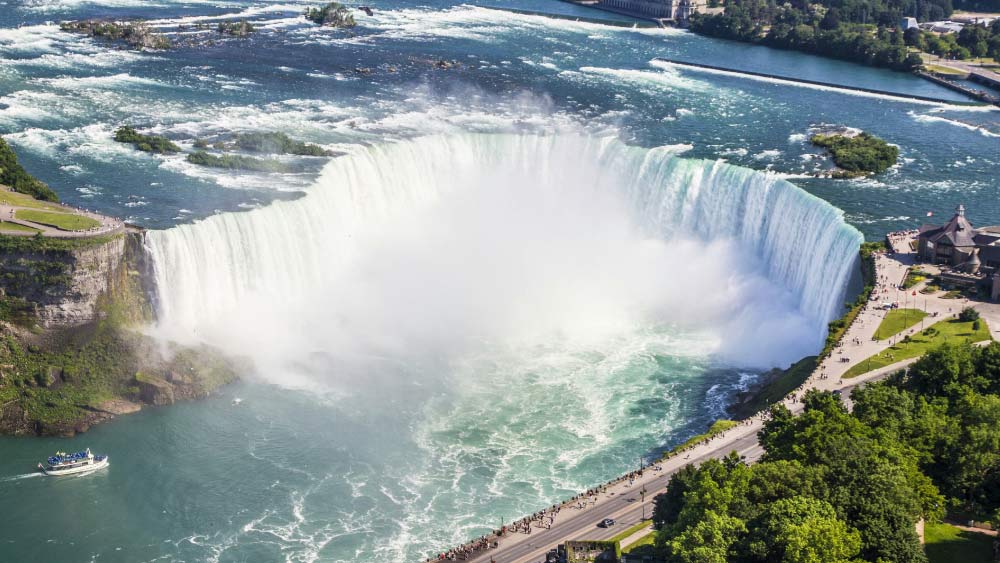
845, 318, 992, 378
925, 64, 968, 76
874, 308, 928, 341
15, 209, 100, 231
610, 520, 653, 544
623, 531, 655, 553
0, 187, 64, 211
0, 221, 40, 233
924, 522, 994, 563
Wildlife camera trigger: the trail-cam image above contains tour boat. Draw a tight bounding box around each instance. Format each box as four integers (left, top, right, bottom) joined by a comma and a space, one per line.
37, 448, 109, 476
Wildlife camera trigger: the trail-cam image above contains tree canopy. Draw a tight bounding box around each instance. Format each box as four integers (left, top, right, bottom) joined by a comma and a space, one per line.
0, 138, 58, 202
654, 340, 1000, 563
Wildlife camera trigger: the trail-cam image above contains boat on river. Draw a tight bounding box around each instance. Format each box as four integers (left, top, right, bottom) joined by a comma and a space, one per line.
37, 448, 109, 476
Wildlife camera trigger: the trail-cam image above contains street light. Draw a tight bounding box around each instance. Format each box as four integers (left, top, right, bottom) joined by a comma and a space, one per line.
641, 486, 648, 520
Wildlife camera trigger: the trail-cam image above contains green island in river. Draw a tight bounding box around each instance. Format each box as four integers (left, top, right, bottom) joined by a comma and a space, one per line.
811, 131, 899, 177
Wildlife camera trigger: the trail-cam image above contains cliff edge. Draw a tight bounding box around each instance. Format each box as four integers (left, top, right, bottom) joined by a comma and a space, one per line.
0, 231, 241, 436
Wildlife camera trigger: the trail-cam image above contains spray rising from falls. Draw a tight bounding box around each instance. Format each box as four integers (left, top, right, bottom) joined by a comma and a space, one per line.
146, 133, 862, 380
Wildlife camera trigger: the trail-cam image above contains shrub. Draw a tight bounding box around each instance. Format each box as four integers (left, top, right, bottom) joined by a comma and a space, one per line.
304, 2, 356, 27
186, 151, 289, 172
810, 132, 899, 176
113, 126, 180, 154
233, 132, 332, 156
959, 307, 981, 322
0, 138, 58, 201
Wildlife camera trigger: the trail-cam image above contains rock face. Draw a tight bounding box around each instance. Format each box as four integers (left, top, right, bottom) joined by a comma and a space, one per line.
137, 373, 175, 405
0, 231, 240, 437
0, 234, 138, 327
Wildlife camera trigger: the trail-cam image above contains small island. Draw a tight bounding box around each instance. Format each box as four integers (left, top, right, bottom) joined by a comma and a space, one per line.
810, 130, 899, 178
305, 2, 357, 28
217, 20, 255, 37
186, 151, 289, 172
114, 126, 181, 154
59, 19, 172, 50
233, 132, 334, 156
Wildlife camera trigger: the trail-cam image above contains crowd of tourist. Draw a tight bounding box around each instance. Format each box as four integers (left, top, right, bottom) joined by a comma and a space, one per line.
886, 228, 918, 254
425, 466, 665, 562
429, 232, 929, 563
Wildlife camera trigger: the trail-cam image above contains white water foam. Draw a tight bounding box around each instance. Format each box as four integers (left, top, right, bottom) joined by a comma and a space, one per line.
651, 59, 968, 107
909, 111, 1000, 138
577, 65, 713, 94
146, 133, 861, 380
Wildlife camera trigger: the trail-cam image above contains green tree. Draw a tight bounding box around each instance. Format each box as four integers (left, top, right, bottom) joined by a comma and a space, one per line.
0, 138, 58, 202
746, 496, 861, 563
655, 464, 700, 529
662, 510, 746, 563
819, 8, 841, 30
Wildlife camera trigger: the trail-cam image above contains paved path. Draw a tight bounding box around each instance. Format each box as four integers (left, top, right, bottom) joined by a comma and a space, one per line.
0, 194, 123, 238
442, 234, 1000, 563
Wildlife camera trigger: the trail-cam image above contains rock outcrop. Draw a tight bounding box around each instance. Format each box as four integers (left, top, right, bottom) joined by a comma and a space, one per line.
59, 20, 173, 50
304, 3, 357, 28
0, 235, 128, 327
0, 230, 241, 437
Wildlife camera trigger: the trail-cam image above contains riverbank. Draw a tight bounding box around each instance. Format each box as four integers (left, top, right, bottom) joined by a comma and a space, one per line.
0, 172, 241, 436
0, 228, 243, 436
443, 234, 998, 563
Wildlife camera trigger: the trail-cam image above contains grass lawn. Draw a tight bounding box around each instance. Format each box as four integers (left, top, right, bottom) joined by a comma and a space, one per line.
903, 269, 931, 289
845, 318, 992, 378
874, 308, 928, 341
15, 209, 100, 231
0, 187, 64, 211
622, 531, 655, 553
0, 221, 40, 233
925, 64, 969, 75
924, 522, 994, 563
610, 520, 653, 544
667, 419, 739, 456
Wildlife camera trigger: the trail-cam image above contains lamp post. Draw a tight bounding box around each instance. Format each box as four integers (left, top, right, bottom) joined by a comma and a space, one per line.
641, 487, 647, 520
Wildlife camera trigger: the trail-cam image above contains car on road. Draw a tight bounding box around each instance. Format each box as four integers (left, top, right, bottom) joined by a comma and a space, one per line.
599, 518, 616, 528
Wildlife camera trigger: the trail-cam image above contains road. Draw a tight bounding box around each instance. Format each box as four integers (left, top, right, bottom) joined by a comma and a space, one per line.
465, 430, 765, 563
461, 359, 908, 563
445, 233, 1000, 563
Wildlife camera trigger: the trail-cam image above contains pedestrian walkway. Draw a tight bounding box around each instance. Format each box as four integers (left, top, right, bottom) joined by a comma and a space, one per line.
446, 232, 999, 563
0, 186, 123, 238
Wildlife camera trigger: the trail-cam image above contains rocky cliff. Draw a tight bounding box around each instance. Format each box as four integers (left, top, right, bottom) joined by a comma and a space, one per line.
0, 233, 134, 327
0, 231, 240, 436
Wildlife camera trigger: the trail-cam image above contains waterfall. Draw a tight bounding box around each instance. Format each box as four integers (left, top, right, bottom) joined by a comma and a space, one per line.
145, 133, 862, 369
